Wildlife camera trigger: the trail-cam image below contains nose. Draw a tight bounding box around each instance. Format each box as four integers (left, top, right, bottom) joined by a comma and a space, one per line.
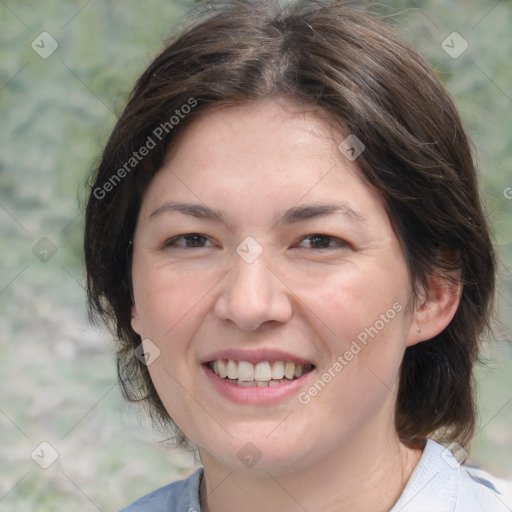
213, 253, 293, 331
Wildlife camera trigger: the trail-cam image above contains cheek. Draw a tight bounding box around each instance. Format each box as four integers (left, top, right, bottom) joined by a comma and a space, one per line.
132, 262, 219, 339
300, 263, 411, 407
300, 275, 409, 432
132, 265, 217, 438
305, 265, 408, 344
145, 359, 202, 446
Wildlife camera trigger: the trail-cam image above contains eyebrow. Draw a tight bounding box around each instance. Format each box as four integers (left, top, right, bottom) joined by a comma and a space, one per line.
149, 200, 367, 226
278, 202, 367, 224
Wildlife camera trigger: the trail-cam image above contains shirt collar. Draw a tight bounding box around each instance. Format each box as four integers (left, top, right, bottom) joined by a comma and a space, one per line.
390, 439, 460, 512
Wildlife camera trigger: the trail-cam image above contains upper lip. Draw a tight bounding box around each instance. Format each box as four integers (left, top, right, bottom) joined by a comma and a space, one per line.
201, 348, 315, 366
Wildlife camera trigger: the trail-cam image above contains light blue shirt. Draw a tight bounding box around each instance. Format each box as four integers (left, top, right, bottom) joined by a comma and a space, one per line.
120, 439, 512, 511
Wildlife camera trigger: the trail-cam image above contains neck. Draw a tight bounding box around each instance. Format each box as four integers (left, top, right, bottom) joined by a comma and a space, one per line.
199, 429, 425, 512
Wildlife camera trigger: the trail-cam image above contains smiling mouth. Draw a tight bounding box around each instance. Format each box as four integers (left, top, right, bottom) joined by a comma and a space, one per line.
206, 359, 315, 387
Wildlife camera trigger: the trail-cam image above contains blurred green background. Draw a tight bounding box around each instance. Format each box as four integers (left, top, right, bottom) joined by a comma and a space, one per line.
0, 0, 511, 510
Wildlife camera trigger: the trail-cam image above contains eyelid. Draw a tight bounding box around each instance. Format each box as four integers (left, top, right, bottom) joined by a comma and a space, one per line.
160, 233, 348, 251
162, 233, 216, 249
294, 234, 348, 249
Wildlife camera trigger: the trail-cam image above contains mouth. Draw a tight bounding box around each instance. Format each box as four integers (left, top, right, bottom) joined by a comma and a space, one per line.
204, 359, 315, 388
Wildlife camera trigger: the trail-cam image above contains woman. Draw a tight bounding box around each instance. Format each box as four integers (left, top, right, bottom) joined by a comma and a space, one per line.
84, 1, 511, 510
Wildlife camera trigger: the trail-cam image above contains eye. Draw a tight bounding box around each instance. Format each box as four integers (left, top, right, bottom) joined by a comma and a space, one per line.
295, 234, 347, 249
162, 233, 215, 249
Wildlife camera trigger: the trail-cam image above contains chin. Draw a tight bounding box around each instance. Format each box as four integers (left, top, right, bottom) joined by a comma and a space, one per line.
198, 430, 316, 475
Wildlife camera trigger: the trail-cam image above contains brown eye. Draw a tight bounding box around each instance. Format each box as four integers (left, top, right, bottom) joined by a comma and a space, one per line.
163, 233, 213, 248
296, 234, 347, 249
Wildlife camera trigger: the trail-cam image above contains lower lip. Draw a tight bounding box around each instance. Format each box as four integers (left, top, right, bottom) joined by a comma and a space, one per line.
202, 364, 315, 404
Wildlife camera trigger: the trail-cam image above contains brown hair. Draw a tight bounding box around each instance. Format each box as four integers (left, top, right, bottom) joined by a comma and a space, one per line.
84, 0, 496, 450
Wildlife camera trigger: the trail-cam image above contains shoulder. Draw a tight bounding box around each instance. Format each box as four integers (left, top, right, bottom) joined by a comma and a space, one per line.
119, 467, 203, 512
457, 463, 512, 511
391, 439, 512, 512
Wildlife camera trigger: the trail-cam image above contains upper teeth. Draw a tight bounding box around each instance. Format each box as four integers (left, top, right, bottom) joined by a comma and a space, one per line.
210, 360, 312, 381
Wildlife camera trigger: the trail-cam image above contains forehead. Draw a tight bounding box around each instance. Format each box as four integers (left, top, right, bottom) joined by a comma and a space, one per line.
139, 98, 387, 227
166, 97, 343, 167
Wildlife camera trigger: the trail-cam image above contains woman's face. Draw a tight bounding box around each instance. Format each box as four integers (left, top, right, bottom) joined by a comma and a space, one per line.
130, 98, 419, 473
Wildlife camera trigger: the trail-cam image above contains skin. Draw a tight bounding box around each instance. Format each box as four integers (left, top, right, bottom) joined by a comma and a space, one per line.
130, 98, 461, 512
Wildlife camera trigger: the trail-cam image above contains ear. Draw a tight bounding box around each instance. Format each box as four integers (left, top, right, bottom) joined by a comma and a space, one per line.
131, 305, 141, 335
406, 270, 462, 347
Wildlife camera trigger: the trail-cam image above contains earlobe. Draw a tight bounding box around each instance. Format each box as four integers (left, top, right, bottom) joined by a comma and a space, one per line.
131, 306, 141, 335
406, 271, 461, 347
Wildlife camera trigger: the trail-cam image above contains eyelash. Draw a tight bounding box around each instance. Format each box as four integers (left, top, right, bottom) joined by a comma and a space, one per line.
162, 233, 347, 250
